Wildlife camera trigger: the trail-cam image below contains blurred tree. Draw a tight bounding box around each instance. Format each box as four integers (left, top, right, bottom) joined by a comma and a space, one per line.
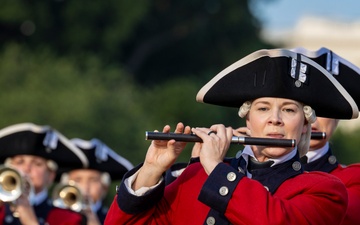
0, 43, 145, 164
122, 0, 271, 85
0, 43, 246, 165
0, 0, 272, 86
0, 0, 148, 55
331, 127, 360, 165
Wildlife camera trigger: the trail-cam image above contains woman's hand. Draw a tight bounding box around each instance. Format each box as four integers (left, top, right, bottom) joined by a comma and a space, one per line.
191, 124, 233, 175
12, 195, 39, 225
133, 122, 191, 190
233, 126, 251, 137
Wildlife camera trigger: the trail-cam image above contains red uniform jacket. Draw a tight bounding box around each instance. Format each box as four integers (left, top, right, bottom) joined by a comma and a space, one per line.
302, 148, 360, 225
0, 198, 86, 225
46, 208, 86, 225
332, 164, 360, 225
105, 157, 348, 225
0, 205, 4, 225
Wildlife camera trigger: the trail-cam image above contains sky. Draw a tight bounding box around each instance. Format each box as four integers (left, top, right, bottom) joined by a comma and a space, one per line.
250, 0, 360, 31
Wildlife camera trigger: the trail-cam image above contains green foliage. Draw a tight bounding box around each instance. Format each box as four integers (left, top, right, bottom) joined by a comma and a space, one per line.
331, 127, 360, 165
0, 42, 247, 165
0, 0, 272, 86
0, 43, 144, 163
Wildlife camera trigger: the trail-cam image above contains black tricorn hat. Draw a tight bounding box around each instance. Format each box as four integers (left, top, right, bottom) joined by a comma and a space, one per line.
0, 123, 89, 169
291, 47, 360, 109
65, 138, 134, 181
196, 49, 358, 119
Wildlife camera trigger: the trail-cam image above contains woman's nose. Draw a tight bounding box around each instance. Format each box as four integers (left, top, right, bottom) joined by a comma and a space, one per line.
269, 111, 283, 125
18, 163, 31, 174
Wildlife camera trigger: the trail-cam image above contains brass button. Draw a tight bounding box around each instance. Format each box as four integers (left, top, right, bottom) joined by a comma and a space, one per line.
292, 161, 301, 171
227, 172, 236, 182
5, 215, 13, 223
219, 186, 229, 196
206, 216, 215, 225
328, 155, 337, 165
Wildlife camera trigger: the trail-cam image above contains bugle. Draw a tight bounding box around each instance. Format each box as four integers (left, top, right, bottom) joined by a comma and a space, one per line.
0, 165, 32, 203
52, 182, 84, 212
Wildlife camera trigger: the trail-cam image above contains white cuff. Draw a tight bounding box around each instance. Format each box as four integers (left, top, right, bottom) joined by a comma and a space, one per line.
124, 169, 164, 196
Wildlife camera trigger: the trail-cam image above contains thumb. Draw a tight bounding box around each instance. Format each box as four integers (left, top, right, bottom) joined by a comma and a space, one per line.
191, 143, 201, 157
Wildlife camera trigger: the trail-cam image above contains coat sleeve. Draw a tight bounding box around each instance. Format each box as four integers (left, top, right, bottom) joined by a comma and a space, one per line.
104, 164, 167, 225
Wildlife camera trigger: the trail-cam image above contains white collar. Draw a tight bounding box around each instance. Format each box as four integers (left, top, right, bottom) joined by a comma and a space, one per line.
306, 142, 329, 163
241, 145, 298, 167
90, 200, 102, 213
30, 188, 48, 206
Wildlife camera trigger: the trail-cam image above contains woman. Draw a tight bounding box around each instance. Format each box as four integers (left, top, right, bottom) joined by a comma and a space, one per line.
105, 49, 358, 225
57, 138, 133, 225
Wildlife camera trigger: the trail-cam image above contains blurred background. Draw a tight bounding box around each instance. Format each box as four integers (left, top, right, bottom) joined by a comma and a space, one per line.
1, 0, 360, 203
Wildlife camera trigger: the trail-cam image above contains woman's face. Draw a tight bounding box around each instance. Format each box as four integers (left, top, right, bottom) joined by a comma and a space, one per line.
246, 97, 307, 161
309, 117, 339, 150
10, 155, 55, 193
67, 169, 108, 203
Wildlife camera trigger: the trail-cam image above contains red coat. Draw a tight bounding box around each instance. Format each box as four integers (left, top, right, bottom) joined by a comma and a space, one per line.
302, 149, 360, 225
0, 205, 4, 225
331, 164, 360, 225
46, 208, 86, 225
0, 200, 86, 225
105, 161, 347, 225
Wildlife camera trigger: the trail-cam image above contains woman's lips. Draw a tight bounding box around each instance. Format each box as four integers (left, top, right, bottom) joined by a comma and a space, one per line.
267, 133, 284, 138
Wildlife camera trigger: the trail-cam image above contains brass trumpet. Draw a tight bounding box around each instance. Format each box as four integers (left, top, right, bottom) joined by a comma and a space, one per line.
0, 166, 31, 203
52, 181, 88, 212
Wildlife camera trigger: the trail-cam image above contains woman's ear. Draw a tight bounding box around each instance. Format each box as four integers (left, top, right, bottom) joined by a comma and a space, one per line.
245, 118, 250, 129
302, 121, 308, 134
48, 170, 56, 184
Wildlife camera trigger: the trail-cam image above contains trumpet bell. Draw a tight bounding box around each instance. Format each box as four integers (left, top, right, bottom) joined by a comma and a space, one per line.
0, 166, 23, 202
52, 183, 83, 212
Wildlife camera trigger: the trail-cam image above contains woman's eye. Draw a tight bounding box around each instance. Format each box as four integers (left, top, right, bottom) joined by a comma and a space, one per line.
12, 160, 22, 165
284, 108, 295, 113
257, 107, 267, 111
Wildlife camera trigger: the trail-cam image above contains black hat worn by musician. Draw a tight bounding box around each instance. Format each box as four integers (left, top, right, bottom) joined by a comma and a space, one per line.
0, 123, 89, 170
196, 48, 359, 120
60, 138, 134, 183
290, 47, 360, 108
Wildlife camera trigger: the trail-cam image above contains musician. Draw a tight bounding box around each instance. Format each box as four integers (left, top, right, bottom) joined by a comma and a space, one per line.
58, 138, 133, 225
0, 123, 88, 225
105, 49, 358, 224
292, 47, 360, 225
